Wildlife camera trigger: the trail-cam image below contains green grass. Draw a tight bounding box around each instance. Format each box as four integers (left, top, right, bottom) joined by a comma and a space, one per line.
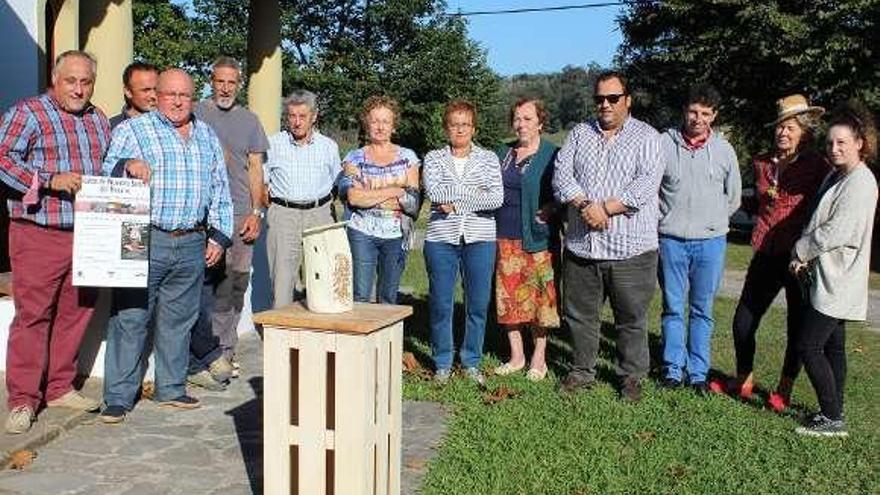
399, 248, 880, 495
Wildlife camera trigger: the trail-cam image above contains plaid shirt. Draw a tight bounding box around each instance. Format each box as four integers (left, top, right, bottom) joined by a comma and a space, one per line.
553, 117, 663, 260
0, 93, 111, 229
103, 111, 233, 247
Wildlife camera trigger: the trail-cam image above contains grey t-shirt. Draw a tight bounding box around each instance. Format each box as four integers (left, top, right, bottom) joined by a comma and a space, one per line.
195, 100, 270, 215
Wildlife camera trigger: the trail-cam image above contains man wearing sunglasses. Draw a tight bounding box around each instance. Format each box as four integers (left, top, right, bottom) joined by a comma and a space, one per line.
553, 70, 663, 403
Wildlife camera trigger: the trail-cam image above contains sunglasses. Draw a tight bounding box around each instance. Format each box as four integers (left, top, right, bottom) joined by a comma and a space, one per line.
593, 93, 627, 105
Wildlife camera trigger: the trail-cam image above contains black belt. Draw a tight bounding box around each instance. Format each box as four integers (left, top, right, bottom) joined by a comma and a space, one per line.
270, 194, 332, 210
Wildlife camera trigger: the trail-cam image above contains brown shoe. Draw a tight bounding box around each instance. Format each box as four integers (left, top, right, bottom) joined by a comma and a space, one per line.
47, 390, 101, 412
560, 373, 596, 394
620, 376, 642, 403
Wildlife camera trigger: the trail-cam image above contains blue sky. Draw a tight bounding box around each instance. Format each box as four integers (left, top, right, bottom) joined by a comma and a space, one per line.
173, 0, 624, 76
449, 0, 625, 75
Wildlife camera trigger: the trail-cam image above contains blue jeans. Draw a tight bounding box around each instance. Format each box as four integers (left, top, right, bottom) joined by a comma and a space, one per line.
104, 229, 206, 408
424, 240, 496, 371
348, 228, 407, 304
658, 235, 726, 383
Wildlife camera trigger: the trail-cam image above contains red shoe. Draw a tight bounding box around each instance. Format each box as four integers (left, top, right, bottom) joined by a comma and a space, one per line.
767, 392, 789, 413
708, 379, 727, 395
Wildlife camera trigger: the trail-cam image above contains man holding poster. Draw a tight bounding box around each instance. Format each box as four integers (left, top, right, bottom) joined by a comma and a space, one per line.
0, 51, 108, 434
99, 68, 233, 424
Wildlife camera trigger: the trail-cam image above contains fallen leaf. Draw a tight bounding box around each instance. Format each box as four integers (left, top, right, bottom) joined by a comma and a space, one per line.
402, 352, 421, 372
853, 345, 865, 354
8, 450, 36, 470
141, 381, 155, 400
404, 458, 428, 470
482, 385, 519, 405
634, 431, 656, 442
669, 464, 688, 478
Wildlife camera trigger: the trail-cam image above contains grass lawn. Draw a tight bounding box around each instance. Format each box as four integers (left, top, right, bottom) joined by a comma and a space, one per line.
399, 248, 879, 495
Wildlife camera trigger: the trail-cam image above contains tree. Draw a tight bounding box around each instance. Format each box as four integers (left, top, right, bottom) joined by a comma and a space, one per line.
132, 0, 504, 154
617, 0, 880, 155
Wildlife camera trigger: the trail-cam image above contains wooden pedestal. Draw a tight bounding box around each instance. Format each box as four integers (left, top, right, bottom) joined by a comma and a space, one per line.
254, 302, 412, 495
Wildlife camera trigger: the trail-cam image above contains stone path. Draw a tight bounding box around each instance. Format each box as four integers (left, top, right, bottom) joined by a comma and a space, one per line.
0, 333, 447, 494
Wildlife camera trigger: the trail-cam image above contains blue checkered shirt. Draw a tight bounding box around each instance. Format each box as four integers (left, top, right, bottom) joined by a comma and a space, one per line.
102, 111, 233, 247
553, 117, 663, 260
264, 130, 341, 201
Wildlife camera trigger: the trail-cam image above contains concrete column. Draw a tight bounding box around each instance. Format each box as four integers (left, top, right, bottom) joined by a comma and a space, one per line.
80, 0, 132, 114
247, 0, 282, 135
53, 0, 79, 56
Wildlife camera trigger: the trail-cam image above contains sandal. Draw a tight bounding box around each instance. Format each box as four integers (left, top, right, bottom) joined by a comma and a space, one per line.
526, 367, 548, 382
494, 362, 525, 376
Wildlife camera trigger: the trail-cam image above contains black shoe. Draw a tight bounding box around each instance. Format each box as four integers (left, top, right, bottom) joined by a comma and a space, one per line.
560, 373, 596, 394
620, 376, 642, 403
157, 395, 201, 410
795, 413, 848, 438
100, 405, 127, 424
691, 381, 709, 396
659, 377, 682, 390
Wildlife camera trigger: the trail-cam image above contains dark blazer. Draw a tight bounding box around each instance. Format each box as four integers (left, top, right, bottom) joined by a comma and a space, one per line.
495, 138, 560, 252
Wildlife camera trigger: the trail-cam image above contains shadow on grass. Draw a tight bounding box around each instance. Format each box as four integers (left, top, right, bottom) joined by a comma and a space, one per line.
400, 293, 667, 389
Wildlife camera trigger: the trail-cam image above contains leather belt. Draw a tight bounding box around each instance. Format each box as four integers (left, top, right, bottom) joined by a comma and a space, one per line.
152, 225, 206, 237
270, 194, 332, 210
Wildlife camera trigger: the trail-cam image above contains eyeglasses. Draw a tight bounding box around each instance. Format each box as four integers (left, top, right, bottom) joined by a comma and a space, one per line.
447, 123, 474, 130
593, 93, 626, 105
159, 92, 193, 101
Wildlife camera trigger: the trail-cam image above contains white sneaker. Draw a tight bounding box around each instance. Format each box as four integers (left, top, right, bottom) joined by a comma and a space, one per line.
5, 405, 35, 434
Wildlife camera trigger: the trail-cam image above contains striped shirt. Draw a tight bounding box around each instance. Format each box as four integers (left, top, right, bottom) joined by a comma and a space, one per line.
553, 117, 663, 260
338, 146, 420, 239
102, 111, 234, 247
423, 144, 504, 244
0, 93, 111, 229
264, 130, 341, 201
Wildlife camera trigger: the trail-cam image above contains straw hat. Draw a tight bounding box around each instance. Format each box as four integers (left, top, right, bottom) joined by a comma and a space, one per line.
767, 94, 825, 127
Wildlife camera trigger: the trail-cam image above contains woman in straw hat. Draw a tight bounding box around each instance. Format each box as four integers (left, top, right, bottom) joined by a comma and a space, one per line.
713, 94, 829, 411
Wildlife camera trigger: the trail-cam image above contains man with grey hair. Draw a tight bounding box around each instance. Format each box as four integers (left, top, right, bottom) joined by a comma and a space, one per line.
187, 56, 269, 390
264, 90, 340, 307
100, 68, 233, 424
0, 50, 109, 433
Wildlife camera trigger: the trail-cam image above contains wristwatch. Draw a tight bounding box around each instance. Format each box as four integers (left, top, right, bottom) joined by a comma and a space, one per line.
252, 208, 265, 219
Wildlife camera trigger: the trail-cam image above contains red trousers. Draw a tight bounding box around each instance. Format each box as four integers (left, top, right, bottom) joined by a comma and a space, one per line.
6, 221, 96, 409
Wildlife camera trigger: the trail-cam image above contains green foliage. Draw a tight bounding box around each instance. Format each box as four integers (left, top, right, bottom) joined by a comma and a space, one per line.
132, 0, 504, 155
617, 0, 880, 157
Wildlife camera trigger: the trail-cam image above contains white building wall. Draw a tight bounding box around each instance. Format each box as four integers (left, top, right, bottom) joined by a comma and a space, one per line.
1, 0, 42, 112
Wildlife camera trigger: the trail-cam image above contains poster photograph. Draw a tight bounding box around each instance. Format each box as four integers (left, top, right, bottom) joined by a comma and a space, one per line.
73, 176, 151, 287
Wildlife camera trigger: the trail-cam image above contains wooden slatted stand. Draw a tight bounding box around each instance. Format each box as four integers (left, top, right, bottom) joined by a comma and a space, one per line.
254, 302, 413, 495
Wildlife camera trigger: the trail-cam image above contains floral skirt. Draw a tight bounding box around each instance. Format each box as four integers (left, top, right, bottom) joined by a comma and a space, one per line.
495, 239, 560, 328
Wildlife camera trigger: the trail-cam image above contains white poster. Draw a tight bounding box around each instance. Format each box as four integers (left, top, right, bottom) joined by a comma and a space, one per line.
73, 176, 151, 287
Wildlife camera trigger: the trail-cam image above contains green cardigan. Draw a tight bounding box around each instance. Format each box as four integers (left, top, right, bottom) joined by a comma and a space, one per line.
495, 138, 560, 253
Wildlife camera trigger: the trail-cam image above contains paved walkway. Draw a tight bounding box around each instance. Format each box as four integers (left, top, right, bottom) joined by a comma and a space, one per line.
719, 269, 880, 330
0, 333, 447, 494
